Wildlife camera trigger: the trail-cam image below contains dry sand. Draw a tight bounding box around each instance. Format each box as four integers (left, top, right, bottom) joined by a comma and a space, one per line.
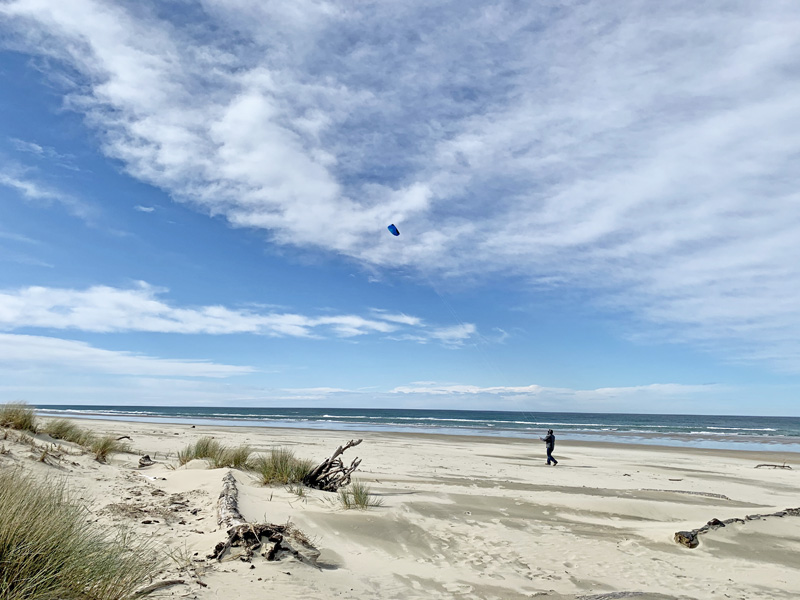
3, 418, 799, 599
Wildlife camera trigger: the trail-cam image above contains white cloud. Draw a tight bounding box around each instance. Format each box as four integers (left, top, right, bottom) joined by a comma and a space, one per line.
9, 137, 76, 169
230, 380, 727, 413
0, 283, 477, 344
2, 1, 800, 368
387, 381, 725, 413
0, 167, 95, 220
134, 205, 155, 212
0, 333, 253, 377
10, 138, 44, 156
0, 230, 39, 244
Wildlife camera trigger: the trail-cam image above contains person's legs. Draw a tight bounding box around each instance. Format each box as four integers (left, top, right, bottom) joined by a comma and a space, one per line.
546, 449, 554, 465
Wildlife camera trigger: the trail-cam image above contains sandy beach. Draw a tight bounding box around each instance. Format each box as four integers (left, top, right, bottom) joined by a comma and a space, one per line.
3, 417, 799, 600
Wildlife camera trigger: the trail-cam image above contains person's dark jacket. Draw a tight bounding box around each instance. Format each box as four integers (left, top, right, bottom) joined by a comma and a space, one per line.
543, 433, 555, 451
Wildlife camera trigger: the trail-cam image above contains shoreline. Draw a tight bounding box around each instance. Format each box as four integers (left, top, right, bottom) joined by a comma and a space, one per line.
36, 409, 800, 454
8, 415, 800, 599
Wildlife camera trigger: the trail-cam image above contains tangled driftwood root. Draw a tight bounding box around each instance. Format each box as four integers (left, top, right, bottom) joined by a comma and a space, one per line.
303, 438, 362, 491
209, 472, 319, 564
675, 507, 800, 548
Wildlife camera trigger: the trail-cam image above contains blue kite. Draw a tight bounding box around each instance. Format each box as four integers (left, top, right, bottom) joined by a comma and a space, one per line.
387, 224, 400, 236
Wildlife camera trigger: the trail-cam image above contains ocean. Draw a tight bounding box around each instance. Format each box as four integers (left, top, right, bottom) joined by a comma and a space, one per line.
34, 405, 800, 452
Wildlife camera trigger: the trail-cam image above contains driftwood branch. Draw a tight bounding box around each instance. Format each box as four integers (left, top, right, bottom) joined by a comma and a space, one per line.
303, 439, 363, 491
755, 463, 792, 469
675, 507, 800, 548
209, 471, 319, 565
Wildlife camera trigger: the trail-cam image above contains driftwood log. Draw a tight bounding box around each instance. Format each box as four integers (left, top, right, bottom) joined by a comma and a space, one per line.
303, 438, 363, 491
209, 472, 319, 564
755, 463, 792, 469
675, 507, 800, 548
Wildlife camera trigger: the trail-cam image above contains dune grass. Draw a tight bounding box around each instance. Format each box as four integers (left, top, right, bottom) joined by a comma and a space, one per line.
251, 447, 315, 485
177, 436, 253, 468
209, 445, 252, 469
0, 469, 155, 599
0, 402, 37, 433
338, 479, 383, 510
177, 436, 224, 466
90, 436, 129, 463
44, 418, 93, 446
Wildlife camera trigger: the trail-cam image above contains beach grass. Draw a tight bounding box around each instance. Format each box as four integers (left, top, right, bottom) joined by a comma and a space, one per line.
177, 436, 224, 465
0, 402, 37, 433
209, 445, 252, 469
176, 436, 252, 468
251, 447, 315, 485
0, 469, 155, 599
338, 479, 383, 510
45, 418, 93, 446
90, 435, 129, 463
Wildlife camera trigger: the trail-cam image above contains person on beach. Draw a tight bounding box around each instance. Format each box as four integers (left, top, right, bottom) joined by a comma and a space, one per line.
540, 429, 558, 465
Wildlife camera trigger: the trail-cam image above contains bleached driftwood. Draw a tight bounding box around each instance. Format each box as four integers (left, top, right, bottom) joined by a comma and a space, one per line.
209, 472, 319, 564
303, 439, 363, 491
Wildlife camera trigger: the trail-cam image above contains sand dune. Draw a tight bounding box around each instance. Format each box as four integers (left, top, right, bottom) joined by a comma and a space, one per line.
2, 418, 798, 599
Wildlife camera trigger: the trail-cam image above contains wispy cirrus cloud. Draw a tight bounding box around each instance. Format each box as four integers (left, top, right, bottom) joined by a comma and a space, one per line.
0, 282, 478, 345
9, 137, 77, 169
2, 1, 800, 369
0, 166, 95, 220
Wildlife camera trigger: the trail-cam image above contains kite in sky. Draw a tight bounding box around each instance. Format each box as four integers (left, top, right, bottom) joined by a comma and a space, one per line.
387, 224, 400, 236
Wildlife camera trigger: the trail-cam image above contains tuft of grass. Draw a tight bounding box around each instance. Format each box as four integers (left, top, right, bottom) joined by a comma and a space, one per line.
91, 435, 129, 463
0, 469, 155, 599
45, 418, 93, 446
209, 445, 252, 469
251, 447, 315, 485
338, 479, 383, 510
193, 436, 223, 460
177, 436, 224, 466
176, 446, 194, 466
0, 402, 37, 433
286, 482, 307, 498
176, 437, 252, 469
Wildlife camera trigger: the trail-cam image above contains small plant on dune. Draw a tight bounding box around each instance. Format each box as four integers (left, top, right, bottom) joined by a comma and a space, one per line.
193, 436, 223, 460
338, 479, 383, 510
45, 418, 93, 446
0, 469, 155, 599
0, 402, 37, 433
286, 482, 307, 498
16, 432, 37, 450
177, 436, 227, 466
251, 447, 315, 485
209, 445, 252, 469
91, 435, 129, 463
176, 446, 194, 466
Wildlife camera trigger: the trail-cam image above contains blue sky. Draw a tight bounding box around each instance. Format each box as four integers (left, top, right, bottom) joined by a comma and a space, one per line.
1, 1, 799, 415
